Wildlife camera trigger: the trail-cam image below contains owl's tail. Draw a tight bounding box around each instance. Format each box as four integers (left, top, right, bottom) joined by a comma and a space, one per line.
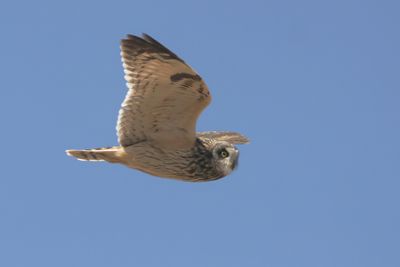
66, 146, 126, 163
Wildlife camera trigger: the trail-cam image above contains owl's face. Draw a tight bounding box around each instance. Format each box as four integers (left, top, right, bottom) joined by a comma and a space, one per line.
211, 142, 239, 177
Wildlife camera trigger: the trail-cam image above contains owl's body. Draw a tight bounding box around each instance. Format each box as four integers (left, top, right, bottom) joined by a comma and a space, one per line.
67, 34, 249, 182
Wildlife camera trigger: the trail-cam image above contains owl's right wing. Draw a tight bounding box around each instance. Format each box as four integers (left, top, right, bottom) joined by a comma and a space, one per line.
117, 34, 211, 149
197, 131, 250, 144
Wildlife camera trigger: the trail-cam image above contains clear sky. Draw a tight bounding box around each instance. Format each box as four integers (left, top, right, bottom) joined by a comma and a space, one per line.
1, 0, 399, 266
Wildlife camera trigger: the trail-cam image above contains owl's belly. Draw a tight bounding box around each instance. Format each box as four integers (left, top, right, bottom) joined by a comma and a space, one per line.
122, 144, 195, 180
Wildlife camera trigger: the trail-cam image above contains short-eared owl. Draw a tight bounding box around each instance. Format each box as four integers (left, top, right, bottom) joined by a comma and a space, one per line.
66, 34, 249, 182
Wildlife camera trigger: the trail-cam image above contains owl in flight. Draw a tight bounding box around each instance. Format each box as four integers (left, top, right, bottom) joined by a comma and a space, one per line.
66, 34, 249, 182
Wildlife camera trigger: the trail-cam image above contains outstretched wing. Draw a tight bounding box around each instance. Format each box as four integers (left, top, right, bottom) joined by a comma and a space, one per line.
197, 131, 250, 144
118, 34, 211, 149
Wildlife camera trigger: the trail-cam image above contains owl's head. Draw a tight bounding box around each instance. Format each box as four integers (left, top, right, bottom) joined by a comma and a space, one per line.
211, 142, 239, 177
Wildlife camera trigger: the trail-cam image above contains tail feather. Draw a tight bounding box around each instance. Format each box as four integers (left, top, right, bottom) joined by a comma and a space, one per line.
66, 146, 124, 163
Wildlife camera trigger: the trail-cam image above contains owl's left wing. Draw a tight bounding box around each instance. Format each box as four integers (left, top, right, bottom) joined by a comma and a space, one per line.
197, 131, 250, 144
118, 34, 211, 149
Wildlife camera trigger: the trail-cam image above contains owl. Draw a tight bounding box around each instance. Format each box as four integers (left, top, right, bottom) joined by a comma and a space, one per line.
66, 34, 249, 182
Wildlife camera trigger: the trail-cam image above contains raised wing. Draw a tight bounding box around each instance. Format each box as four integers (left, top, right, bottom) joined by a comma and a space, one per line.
197, 131, 250, 144
117, 34, 211, 148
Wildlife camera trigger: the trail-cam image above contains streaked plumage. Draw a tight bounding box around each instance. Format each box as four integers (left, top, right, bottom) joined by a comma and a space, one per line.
66, 34, 249, 182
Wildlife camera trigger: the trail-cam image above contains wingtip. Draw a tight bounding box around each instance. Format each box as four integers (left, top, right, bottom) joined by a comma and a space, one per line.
241, 136, 251, 145
125, 34, 136, 39
141, 32, 150, 39
123, 33, 152, 42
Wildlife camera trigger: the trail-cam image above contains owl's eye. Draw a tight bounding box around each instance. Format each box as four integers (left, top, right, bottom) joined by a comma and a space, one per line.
219, 149, 229, 158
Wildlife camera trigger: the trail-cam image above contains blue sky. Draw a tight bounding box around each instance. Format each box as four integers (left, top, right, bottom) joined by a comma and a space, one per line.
1, 0, 399, 266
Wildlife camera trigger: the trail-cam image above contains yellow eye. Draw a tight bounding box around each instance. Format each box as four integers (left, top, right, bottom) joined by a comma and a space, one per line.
219, 149, 229, 158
